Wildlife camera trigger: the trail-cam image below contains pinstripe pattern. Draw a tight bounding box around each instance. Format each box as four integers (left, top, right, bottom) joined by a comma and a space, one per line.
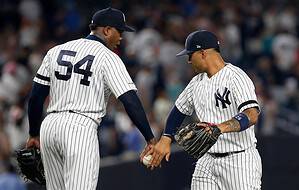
34, 38, 137, 189
175, 63, 259, 152
40, 112, 100, 190
176, 63, 262, 189
191, 146, 262, 190
34, 38, 137, 120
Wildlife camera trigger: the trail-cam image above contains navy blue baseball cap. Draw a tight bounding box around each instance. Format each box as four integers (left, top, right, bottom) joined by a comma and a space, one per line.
91, 7, 135, 32
176, 30, 220, 56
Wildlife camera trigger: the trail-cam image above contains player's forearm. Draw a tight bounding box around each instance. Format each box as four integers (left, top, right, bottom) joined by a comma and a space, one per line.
218, 107, 259, 133
28, 82, 49, 137
217, 119, 240, 133
163, 106, 187, 140
119, 90, 154, 141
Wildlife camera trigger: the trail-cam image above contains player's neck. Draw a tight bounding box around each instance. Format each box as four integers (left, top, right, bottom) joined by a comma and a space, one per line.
206, 55, 225, 78
90, 32, 106, 43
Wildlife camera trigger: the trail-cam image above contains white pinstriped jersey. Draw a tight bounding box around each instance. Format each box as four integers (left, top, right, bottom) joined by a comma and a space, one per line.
34, 38, 137, 121
175, 63, 259, 153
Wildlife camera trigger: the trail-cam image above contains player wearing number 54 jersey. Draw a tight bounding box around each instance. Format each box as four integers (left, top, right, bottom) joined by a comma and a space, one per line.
26, 7, 156, 190
150, 30, 262, 190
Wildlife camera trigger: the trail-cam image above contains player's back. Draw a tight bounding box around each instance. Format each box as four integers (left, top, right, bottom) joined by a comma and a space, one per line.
43, 38, 110, 117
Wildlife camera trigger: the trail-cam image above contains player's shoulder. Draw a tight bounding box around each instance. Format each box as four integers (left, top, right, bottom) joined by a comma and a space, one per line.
81, 38, 120, 59
193, 73, 205, 82
101, 47, 123, 64
225, 63, 249, 78
51, 38, 111, 54
188, 73, 205, 86
46, 44, 60, 54
47, 40, 79, 53
225, 63, 253, 84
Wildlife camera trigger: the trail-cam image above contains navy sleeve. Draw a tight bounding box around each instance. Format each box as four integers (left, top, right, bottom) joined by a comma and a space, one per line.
28, 82, 50, 137
163, 106, 187, 139
118, 90, 154, 142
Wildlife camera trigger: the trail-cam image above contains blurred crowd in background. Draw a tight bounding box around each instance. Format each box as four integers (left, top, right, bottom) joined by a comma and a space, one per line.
0, 0, 298, 188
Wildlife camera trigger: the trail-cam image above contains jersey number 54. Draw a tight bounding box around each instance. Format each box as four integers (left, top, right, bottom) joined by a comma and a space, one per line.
55, 50, 95, 86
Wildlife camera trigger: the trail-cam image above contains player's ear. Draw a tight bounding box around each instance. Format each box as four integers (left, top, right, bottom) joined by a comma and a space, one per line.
102, 26, 112, 37
201, 50, 209, 59
200, 50, 206, 59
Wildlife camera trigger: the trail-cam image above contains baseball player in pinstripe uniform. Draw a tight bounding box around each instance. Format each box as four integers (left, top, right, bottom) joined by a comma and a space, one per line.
25, 7, 156, 190
150, 30, 262, 189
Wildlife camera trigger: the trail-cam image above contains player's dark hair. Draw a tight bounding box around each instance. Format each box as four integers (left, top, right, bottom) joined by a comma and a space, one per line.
89, 23, 97, 31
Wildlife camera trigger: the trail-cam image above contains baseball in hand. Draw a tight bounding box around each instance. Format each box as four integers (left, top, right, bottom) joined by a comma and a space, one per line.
142, 155, 152, 166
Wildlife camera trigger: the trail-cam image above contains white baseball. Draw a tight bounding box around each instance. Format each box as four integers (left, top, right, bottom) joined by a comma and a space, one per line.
142, 155, 152, 166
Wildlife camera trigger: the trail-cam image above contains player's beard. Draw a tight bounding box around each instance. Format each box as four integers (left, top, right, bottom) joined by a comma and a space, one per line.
107, 42, 118, 50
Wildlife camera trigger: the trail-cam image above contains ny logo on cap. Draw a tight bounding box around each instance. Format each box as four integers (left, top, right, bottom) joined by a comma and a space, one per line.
196, 45, 201, 48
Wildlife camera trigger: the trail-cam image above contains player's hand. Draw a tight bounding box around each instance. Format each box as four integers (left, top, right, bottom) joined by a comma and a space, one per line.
26, 136, 40, 149
197, 122, 218, 134
149, 135, 172, 169
140, 138, 156, 163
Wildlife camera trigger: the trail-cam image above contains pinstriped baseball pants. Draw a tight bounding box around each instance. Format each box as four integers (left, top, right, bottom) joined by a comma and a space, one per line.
191, 146, 262, 190
40, 112, 100, 190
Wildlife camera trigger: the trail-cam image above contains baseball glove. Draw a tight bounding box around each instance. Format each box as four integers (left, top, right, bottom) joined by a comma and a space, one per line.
174, 122, 221, 159
16, 147, 46, 185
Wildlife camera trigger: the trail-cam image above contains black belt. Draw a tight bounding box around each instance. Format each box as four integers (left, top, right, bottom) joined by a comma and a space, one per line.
208, 150, 245, 158
50, 110, 75, 113
49, 110, 100, 125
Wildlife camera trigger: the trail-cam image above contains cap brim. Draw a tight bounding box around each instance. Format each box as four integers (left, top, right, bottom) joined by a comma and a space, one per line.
119, 25, 135, 32
176, 49, 193, 57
